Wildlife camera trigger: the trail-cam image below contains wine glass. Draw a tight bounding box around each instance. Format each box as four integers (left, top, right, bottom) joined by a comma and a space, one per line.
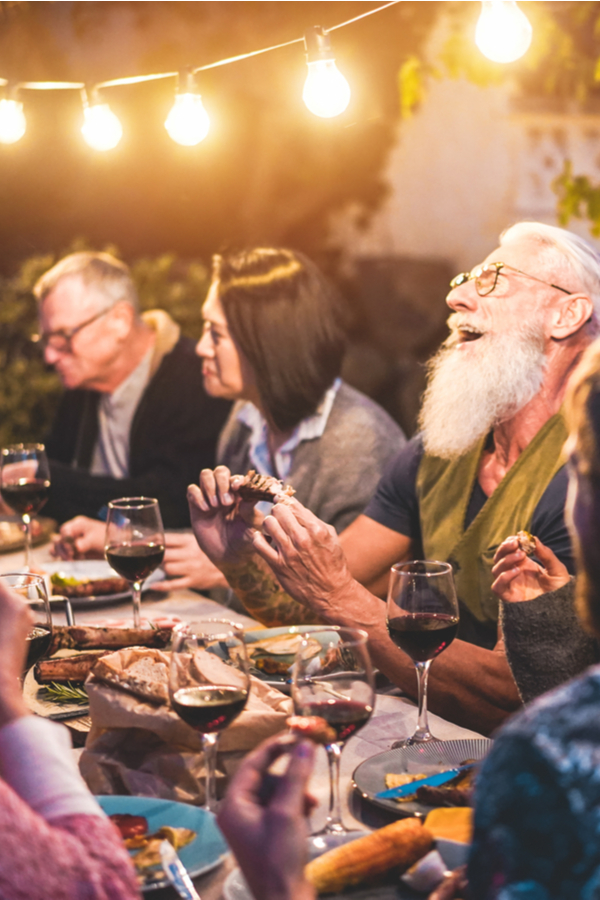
104, 497, 165, 628
1, 444, 51, 570
0, 572, 53, 677
168, 619, 250, 811
292, 626, 375, 835
386, 560, 459, 746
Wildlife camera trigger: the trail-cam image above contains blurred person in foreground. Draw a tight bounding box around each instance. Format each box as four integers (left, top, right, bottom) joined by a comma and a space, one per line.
0, 580, 138, 899
217, 336, 600, 900
187, 222, 599, 734
32, 251, 230, 527
58, 247, 404, 605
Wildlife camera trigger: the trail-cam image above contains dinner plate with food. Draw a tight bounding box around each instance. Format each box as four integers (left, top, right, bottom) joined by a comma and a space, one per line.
242, 626, 339, 692
223, 817, 470, 899
43, 559, 165, 607
352, 738, 492, 817
0, 516, 55, 553
98, 795, 228, 891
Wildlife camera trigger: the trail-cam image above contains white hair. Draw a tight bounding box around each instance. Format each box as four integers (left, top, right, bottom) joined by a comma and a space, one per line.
500, 221, 600, 319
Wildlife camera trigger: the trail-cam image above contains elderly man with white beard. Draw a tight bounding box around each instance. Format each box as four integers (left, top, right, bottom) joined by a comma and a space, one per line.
187, 222, 600, 734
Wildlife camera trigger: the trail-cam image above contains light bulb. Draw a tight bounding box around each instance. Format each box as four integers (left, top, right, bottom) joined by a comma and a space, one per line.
165, 93, 210, 146
0, 98, 26, 144
303, 59, 351, 118
475, 0, 532, 63
81, 102, 122, 151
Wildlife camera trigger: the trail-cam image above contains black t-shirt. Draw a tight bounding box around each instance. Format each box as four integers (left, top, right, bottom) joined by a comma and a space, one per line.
364, 435, 575, 573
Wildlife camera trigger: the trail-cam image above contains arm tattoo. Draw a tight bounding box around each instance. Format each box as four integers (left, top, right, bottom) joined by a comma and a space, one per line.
221, 557, 324, 628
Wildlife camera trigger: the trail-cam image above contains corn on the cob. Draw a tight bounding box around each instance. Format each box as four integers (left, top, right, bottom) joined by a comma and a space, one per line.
304, 818, 433, 894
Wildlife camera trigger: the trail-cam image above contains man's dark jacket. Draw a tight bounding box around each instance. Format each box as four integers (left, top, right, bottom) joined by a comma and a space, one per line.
43, 336, 230, 527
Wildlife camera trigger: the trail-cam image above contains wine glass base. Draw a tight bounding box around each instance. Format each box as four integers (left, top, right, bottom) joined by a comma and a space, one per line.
391, 733, 440, 749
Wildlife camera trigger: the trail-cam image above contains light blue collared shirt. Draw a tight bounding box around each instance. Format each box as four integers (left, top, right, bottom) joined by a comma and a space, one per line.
236, 378, 342, 514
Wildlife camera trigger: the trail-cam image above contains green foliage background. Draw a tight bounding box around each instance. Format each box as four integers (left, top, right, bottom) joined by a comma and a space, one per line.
0, 246, 210, 446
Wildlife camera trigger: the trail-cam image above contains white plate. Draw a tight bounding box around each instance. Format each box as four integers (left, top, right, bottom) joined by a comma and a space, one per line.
223, 833, 469, 899
96, 795, 229, 892
352, 738, 492, 817
44, 559, 165, 608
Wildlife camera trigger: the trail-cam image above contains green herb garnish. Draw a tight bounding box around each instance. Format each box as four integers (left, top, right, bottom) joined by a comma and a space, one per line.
40, 682, 88, 705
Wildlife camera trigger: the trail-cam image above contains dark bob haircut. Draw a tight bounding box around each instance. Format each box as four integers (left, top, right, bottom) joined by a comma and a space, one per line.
213, 247, 346, 433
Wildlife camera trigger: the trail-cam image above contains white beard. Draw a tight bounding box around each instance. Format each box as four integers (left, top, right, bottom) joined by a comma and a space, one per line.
418, 316, 548, 459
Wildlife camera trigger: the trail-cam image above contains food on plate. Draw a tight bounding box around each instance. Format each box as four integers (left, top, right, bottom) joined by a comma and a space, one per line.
90, 647, 170, 705
49, 624, 172, 654
34, 652, 107, 684
287, 715, 337, 745
0, 517, 45, 549
110, 815, 196, 876
110, 813, 149, 840
237, 469, 295, 503
304, 818, 433, 894
38, 682, 88, 705
244, 632, 321, 675
424, 807, 473, 844
50, 572, 129, 598
385, 764, 475, 805
516, 530, 536, 556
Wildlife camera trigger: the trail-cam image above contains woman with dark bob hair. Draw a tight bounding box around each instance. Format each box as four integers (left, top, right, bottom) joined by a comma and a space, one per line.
186, 246, 404, 621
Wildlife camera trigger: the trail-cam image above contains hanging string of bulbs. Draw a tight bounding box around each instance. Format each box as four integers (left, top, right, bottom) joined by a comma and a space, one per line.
0, 0, 533, 151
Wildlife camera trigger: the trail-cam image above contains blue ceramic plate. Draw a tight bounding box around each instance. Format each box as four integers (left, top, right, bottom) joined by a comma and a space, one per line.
97, 795, 229, 892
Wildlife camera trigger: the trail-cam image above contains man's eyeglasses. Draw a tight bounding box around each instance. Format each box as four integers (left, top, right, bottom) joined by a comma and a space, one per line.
32, 306, 113, 353
449, 262, 572, 297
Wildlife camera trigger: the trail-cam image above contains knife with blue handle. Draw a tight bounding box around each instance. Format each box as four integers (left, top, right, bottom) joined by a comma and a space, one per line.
160, 840, 202, 900
375, 762, 475, 799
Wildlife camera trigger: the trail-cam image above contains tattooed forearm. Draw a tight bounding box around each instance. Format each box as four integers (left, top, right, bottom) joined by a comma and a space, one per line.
221, 557, 324, 627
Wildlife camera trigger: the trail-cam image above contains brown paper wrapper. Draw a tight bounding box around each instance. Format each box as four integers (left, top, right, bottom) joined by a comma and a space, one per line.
79, 647, 292, 804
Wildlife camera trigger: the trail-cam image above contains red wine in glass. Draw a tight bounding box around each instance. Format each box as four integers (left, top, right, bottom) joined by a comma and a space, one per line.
300, 697, 373, 744
386, 561, 459, 746
171, 685, 249, 733
104, 498, 164, 627
292, 627, 375, 835
1, 479, 50, 516
105, 543, 165, 583
1, 444, 51, 570
1, 573, 53, 677
387, 613, 459, 663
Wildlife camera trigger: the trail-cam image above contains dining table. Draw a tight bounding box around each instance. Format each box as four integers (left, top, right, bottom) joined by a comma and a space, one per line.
1, 537, 485, 900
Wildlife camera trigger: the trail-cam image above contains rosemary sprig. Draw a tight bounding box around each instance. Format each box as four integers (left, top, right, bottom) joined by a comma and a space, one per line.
40, 682, 88, 705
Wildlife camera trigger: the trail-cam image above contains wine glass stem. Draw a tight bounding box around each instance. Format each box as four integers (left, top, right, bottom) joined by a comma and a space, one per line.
131, 581, 142, 627
22, 514, 31, 571
324, 742, 345, 833
202, 732, 220, 812
414, 659, 433, 741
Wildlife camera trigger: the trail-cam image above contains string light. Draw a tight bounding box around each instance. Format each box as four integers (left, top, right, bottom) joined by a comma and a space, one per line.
303, 26, 351, 118
0, 93, 26, 144
164, 71, 210, 146
81, 89, 123, 151
475, 0, 532, 64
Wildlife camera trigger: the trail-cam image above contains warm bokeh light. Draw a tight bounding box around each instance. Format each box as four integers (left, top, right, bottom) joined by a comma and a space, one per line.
164, 93, 210, 146
0, 99, 26, 144
303, 59, 351, 118
475, 0, 532, 64
81, 102, 123, 151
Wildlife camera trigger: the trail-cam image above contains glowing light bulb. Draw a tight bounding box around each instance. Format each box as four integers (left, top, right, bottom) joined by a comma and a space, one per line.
81, 102, 122, 151
0, 98, 26, 144
303, 60, 351, 118
303, 26, 351, 119
475, 0, 532, 63
165, 93, 210, 146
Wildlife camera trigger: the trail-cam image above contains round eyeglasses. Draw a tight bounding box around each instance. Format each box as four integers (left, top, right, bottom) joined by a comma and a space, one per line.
449, 262, 572, 297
